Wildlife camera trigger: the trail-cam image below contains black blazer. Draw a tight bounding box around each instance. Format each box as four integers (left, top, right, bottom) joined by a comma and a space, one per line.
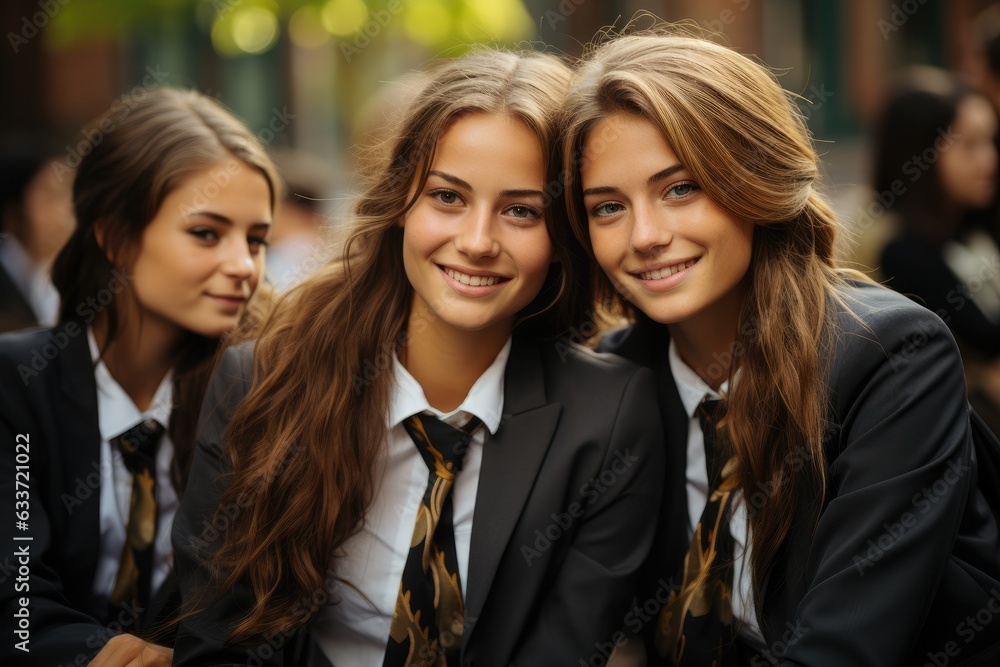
602, 281, 1000, 666
0, 323, 179, 666
0, 263, 39, 334
170, 333, 666, 666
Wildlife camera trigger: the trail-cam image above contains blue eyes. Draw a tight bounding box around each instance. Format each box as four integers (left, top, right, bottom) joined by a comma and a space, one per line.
668, 182, 697, 198
588, 181, 701, 219
592, 202, 625, 217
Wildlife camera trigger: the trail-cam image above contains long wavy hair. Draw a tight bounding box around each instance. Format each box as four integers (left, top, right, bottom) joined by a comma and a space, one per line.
563, 26, 863, 611
51, 87, 279, 491
211, 49, 587, 643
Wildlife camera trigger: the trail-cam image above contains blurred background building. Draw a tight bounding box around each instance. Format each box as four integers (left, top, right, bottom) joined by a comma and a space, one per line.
0, 0, 994, 244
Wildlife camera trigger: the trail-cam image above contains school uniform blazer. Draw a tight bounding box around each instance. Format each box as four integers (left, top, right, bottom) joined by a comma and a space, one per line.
0, 264, 38, 333
0, 324, 179, 667
601, 281, 1000, 666
171, 333, 666, 666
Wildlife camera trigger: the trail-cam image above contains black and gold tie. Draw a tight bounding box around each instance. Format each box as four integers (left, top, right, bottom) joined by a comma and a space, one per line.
108, 418, 164, 624
383, 413, 483, 667
655, 399, 740, 666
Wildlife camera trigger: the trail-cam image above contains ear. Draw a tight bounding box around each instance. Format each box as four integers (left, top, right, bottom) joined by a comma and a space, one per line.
93, 219, 109, 260
93, 218, 126, 267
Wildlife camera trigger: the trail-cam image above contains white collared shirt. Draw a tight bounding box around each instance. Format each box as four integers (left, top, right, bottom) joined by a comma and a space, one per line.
668, 339, 765, 647
311, 338, 511, 667
88, 327, 178, 616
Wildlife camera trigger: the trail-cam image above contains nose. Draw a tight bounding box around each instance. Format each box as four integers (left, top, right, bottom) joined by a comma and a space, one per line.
629, 202, 671, 254
454, 207, 500, 259
221, 238, 259, 286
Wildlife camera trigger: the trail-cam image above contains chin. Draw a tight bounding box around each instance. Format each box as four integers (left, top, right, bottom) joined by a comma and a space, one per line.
188, 322, 238, 339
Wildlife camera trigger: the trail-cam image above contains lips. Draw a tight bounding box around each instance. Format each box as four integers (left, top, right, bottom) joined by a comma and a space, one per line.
633, 257, 699, 280
207, 293, 247, 310
440, 265, 509, 287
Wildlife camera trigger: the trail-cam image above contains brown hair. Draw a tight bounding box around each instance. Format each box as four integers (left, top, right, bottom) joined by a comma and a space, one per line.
51, 86, 280, 490
563, 26, 866, 611
210, 49, 587, 643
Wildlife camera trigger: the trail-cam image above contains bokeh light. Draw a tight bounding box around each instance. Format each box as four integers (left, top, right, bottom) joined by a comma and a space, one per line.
403, 0, 452, 48
211, 2, 280, 57
321, 0, 369, 38
290, 5, 331, 49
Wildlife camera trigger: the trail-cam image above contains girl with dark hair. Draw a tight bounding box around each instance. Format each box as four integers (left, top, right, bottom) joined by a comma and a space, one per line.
875, 68, 1000, 431
563, 27, 1000, 666
0, 145, 74, 332
171, 48, 663, 667
0, 87, 280, 667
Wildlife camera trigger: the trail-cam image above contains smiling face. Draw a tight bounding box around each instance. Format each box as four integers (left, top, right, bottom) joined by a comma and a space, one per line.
401, 112, 553, 338
581, 112, 754, 326
126, 159, 272, 339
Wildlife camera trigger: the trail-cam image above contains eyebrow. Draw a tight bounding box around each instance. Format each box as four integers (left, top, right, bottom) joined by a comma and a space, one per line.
582, 164, 687, 196
187, 210, 271, 230
428, 170, 544, 199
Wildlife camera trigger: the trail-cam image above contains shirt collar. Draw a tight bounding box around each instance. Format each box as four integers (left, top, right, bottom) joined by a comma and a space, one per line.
87, 326, 174, 441
668, 337, 728, 419
389, 336, 510, 435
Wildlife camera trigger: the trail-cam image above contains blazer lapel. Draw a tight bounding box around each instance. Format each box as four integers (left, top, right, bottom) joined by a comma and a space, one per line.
463, 336, 560, 646
54, 324, 103, 592
622, 320, 691, 592
653, 328, 690, 555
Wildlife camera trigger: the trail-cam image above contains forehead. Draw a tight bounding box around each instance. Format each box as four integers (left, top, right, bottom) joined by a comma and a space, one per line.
580, 112, 681, 182
429, 112, 546, 185
954, 96, 998, 135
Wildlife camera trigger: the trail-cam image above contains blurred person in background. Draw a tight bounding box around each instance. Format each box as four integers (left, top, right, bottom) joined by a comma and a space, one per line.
0, 87, 279, 667
0, 144, 75, 332
876, 68, 1000, 432
266, 148, 337, 291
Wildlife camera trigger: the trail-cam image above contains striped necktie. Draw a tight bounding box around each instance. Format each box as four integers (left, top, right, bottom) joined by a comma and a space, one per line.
108, 418, 164, 624
383, 413, 483, 667
656, 399, 740, 665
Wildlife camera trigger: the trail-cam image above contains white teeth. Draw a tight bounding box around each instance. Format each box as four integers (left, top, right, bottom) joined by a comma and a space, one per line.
639, 259, 697, 280
444, 267, 499, 286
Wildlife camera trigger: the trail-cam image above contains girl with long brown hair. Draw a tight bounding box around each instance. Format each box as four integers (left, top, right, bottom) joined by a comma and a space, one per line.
0, 87, 279, 667
171, 49, 664, 667
563, 26, 1000, 666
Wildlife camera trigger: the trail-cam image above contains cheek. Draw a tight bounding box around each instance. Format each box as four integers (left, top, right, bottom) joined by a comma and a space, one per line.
518, 233, 555, 281
712, 221, 754, 277
588, 225, 622, 271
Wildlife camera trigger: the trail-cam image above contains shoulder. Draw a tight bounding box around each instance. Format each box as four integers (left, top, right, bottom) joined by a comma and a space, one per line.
594, 315, 665, 368
0, 325, 58, 359
830, 280, 957, 351
216, 340, 254, 383
533, 338, 657, 418
203, 340, 256, 411
0, 324, 89, 390
540, 338, 647, 383
826, 279, 964, 395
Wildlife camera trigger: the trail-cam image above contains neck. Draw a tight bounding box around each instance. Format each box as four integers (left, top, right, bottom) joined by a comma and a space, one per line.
401, 307, 510, 413
667, 283, 747, 392
92, 307, 181, 412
